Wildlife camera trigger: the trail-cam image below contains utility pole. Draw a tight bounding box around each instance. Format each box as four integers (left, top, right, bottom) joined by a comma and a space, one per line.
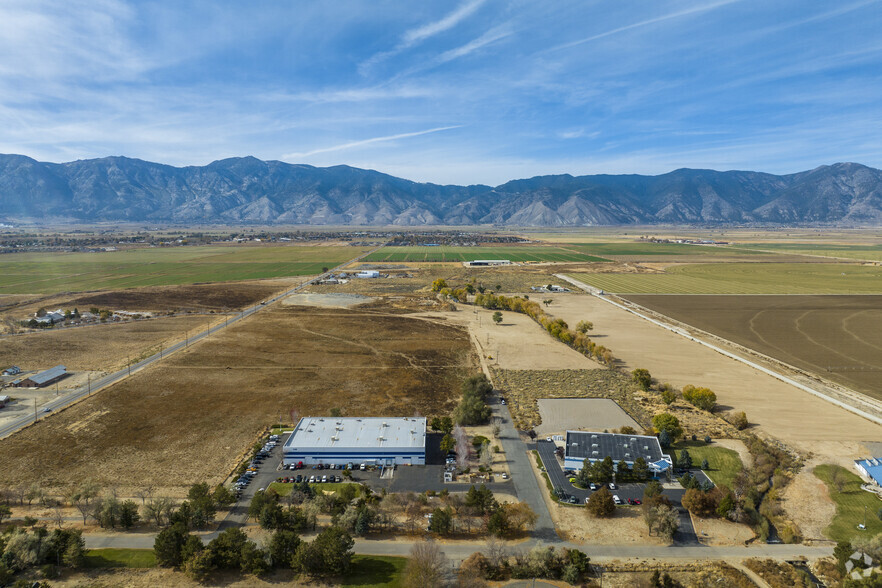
185, 330, 189, 347
128, 360, 131, 376
88, 374, 91, 395
160, 342, 163, 359
34, 398, 37, 421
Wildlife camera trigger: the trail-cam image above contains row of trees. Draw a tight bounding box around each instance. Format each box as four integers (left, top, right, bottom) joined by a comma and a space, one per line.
404, 539, 593, 587
155, 523, 354, 581
576, 455, 652, 487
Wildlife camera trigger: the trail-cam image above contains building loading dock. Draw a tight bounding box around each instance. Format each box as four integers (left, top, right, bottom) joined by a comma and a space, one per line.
283, 416, 427, 466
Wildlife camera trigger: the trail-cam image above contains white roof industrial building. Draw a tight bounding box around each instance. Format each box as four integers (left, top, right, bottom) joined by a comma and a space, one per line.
283, 416, 426, 466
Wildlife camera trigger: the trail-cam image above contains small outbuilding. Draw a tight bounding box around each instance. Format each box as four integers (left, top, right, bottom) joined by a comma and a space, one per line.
12, 365, 68, 388
283, 416, 426, 467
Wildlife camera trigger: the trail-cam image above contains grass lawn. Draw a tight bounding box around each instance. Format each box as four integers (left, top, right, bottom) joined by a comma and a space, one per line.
672, 440, 743, 488
268, 481, 360, 497
82, 549, 156, 569
569, 262, 882, 294
341, 555, 407, 588
814, 464, 882, 542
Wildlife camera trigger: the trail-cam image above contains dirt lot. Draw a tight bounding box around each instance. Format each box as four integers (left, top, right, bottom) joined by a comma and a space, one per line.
0, 315, 215, 373
0, 303, 475, 494
625, 294, 882, 400
419, 305, 599, 370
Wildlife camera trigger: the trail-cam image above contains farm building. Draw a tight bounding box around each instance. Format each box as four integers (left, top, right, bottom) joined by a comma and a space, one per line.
354, 270, 380, 278
2, 366, 21, 376
855, 458, 882, 487
466, 259, 511, 267
34, 310, 65, 325
0, 395, 9, 408
283, 416, 426, 466
563, 431, 673, 477
12, 365, 68, 388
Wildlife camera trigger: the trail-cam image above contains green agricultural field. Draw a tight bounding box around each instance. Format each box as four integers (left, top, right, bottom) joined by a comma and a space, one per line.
814, 464, 882, 542
672, 441, 743, 488
363, 245, 607, 263
0, 245, 368, 294
738, 242, 882, 262
565, 242, 770, 258
569, 262, 882, 294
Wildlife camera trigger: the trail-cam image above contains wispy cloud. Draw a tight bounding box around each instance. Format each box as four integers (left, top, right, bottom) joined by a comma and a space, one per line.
545, 0, 741, 53
359, 0, 486, 74
282, 125, 463, 159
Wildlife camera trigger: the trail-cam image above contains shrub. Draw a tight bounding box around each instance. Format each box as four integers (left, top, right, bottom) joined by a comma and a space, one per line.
682, 385, 717, 411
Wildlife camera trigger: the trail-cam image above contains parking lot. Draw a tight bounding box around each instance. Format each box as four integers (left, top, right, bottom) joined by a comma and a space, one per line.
535, 440, 698, 544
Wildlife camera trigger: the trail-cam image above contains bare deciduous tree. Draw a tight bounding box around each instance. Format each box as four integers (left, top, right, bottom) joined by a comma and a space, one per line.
402, 540, 449, 588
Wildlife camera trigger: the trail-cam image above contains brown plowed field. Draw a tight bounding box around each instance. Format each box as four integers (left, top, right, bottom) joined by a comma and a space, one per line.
624, 294, 882, 400
0, 304, 474, 492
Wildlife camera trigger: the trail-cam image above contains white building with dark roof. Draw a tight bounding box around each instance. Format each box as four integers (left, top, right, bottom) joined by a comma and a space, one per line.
283, 416, 426, 466
564, 431, 673, 477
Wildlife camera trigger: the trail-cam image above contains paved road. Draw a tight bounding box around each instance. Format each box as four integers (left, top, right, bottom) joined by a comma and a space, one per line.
491, 396, 556, 540
0, 245, 384, 440
83, 532, 834, 562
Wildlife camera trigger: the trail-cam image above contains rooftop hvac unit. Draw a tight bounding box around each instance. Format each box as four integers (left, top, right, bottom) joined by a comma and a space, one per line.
377, 436, 385, 441
630, 438, 636, 442
591, 443, 598, 448
624, 452, 630, 458
331, 436, 338, 442
591, 434, 598, 438
592, 450, 599, 455
644, 446, 649, 450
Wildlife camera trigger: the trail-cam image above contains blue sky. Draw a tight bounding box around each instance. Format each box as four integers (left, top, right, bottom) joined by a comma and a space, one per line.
1, 0, 881, 185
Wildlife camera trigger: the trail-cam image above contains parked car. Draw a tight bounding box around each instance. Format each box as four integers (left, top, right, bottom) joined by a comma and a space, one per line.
295, 475, 303, 483
613, 495, 622, 505
568, 496, 578, 504
308, 475, 315, 483
321, 475, 328, 483
501, 473, 509, 480
589, 483, 598, 491
360, 463, 366, 470
608, 482, 616, 490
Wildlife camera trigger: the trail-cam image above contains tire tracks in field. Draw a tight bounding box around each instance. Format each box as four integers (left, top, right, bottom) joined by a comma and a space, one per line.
793, 309, 879, 370
842, 310, 882, 354
296, 324, 430, 374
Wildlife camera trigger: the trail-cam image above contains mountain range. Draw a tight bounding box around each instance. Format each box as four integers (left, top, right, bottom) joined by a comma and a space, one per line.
2, 154, 882, 225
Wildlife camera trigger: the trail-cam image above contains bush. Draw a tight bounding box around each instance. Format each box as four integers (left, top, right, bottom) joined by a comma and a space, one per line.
682, 385, 717, 411
652, 413, 683, 439
729, 411, 749, 430
631, 368, 652, 391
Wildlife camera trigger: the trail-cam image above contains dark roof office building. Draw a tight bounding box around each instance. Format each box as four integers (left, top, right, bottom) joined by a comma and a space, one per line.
564, 431, 673, 476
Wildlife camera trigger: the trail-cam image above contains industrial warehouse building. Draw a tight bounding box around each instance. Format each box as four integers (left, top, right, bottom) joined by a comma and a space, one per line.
283, 417, 426, 466
11, 365, 68, 388
563, 431, 673, 477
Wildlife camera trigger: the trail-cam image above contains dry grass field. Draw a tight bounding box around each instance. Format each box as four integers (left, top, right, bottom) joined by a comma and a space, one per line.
0, 303, 474, 492
624, 294, 882, 399
0, 315, 217, 373
0, 280, 293, 325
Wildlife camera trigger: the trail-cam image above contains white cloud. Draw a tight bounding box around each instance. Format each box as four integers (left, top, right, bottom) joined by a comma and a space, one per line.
282, 125, 463, 159
545, 0, 742, 53
360, 0, 486, 74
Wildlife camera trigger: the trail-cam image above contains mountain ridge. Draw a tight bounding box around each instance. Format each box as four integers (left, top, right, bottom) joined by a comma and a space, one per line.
2, 154, 882, 225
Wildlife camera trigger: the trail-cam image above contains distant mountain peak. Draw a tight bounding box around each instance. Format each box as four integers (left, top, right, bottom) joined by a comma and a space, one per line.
1, 154, 881, 226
